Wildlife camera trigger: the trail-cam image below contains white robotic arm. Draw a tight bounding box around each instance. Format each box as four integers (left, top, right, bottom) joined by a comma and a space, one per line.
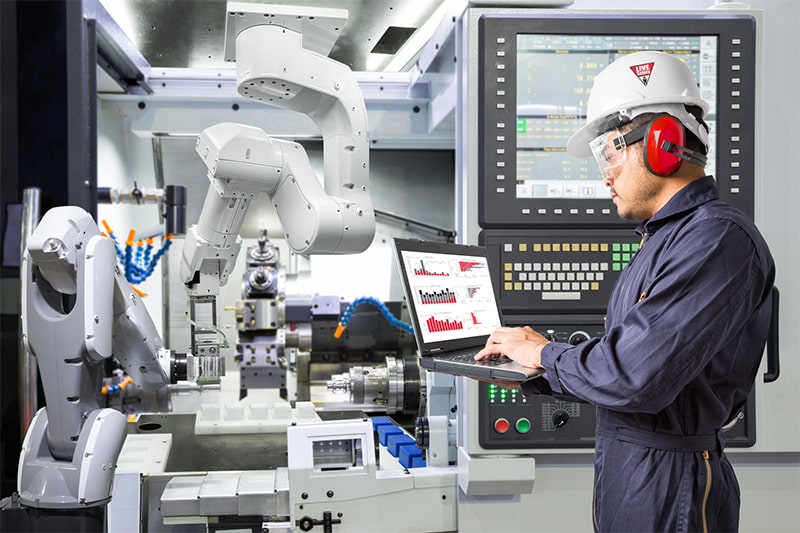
180, 7, 374, 292
181, 121, 370, 290
179, 4, 374, 373
19, 205, 168, 508
234, 20, 374, 256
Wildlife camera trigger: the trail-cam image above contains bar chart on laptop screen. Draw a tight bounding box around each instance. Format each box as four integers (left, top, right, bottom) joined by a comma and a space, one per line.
401, 250, 502, 342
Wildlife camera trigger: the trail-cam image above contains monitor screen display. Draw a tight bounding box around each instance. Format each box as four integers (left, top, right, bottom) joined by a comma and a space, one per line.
476, 13, 756, 227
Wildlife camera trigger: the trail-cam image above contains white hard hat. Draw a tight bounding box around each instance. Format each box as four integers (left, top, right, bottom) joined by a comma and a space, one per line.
567, 51, 710, 157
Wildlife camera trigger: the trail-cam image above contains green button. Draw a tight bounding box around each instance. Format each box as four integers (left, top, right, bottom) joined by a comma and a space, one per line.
613, 263, 622, 271
622, 243, 631, 252
622, 253, 631, 262
612, 253, 621, 262
612, 243, 621, 251
632, 243, 640, 251
516, 418, 531, 433
516, 118, 526, 133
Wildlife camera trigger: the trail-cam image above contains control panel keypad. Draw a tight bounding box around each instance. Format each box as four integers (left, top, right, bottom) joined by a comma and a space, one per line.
482, 230, 641, 314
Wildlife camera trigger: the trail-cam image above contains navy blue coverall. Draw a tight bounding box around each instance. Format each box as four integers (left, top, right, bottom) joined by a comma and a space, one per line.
522, 176, 775, 532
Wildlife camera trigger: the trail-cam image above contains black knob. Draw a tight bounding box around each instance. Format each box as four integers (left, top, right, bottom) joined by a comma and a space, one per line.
552, 410, 569, 428
568, 331, 590, 346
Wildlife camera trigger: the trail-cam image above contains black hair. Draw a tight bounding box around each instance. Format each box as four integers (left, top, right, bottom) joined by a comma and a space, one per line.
684, 105, 709, 156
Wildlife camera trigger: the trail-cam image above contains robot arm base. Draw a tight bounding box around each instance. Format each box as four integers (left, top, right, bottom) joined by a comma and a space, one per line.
18, 408, 127, 509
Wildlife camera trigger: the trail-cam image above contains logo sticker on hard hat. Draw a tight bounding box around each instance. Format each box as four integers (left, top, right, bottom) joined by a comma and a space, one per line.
630, 62, 655, 86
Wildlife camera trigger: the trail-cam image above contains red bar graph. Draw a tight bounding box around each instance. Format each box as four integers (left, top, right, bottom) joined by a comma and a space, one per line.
426, 315, 464, 333
459, 261, 482, 272
413, 259, 448, 276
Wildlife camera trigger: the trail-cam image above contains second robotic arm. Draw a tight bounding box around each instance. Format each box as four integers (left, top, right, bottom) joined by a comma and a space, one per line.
19, 205, 168, 508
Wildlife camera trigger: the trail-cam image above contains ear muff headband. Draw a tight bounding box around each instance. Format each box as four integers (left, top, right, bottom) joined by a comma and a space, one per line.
616, 114, 709, 177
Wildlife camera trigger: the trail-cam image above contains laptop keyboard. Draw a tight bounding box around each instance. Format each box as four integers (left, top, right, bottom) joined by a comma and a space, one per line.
445, 352, 512, 367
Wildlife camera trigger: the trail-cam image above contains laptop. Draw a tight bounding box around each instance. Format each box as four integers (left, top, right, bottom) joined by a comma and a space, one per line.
392, 238, 544, 382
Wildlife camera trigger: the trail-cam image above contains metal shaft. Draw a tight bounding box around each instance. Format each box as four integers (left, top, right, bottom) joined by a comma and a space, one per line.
19, 187, 41, 438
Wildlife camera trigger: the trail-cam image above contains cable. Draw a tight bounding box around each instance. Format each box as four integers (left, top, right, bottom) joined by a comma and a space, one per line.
101, 219, 173, 286
334, 296, 413, 338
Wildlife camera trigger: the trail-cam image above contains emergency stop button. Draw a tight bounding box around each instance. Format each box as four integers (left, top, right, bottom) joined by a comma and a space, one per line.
494, 417, 510, 433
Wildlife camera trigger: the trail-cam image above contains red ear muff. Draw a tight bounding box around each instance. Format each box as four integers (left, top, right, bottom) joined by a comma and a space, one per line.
644, 115, 685, 176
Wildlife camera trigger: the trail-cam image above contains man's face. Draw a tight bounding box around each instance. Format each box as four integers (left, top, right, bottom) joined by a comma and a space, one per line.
590, 128, 660, 221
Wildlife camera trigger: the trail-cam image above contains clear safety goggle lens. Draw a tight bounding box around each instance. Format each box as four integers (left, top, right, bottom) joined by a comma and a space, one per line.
589, 129, 628, 179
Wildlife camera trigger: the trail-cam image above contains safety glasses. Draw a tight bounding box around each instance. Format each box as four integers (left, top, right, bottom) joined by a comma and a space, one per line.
589, 128, 631, 180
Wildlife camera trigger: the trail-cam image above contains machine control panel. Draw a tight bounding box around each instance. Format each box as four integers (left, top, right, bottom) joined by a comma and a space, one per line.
480, 381, 755, 449
467, 9, 761, 453
483, 384, 595, 448
478, 321, 605, 449
477, 319, 756, 449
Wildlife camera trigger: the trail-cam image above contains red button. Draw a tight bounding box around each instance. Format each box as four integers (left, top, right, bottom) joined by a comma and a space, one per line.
494, 418, 510, 434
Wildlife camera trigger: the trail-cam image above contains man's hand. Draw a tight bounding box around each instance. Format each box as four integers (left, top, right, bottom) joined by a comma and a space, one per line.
475, 326, 549, 370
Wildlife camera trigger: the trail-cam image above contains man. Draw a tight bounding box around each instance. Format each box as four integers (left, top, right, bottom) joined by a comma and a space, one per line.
475, 51, 775, 532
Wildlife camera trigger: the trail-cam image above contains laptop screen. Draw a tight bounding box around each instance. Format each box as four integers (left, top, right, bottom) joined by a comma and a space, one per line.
393, 239, 503, 351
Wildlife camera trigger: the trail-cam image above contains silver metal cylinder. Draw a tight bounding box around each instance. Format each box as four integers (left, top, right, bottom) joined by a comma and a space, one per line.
19, 187, 41, 436
345, 356, 405, 413
284, 322, 312, 351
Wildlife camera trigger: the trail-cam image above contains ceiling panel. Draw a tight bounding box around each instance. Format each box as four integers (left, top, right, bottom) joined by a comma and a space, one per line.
101, 0, 448, 72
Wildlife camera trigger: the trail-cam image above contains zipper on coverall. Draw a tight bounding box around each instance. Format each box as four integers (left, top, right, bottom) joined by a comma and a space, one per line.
637, 233, 648, 302
701, 450, 712, 533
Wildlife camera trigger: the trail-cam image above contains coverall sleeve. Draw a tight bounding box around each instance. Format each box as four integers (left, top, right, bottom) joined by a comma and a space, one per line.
521, 356, 586, 402
533, 217, 770, 413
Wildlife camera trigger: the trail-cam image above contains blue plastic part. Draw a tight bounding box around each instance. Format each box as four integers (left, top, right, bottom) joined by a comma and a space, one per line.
399, 443, 424, 469
370, 416, 426, 469
124, 244, 133, 281
377, 424, 403, 447
387, 433, 415, 457
370, 416, 395, 431
107, 231, 172, 285
340, 296, 414, 335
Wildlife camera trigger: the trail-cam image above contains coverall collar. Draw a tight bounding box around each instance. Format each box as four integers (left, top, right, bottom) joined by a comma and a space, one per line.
636, 175, 719, 237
